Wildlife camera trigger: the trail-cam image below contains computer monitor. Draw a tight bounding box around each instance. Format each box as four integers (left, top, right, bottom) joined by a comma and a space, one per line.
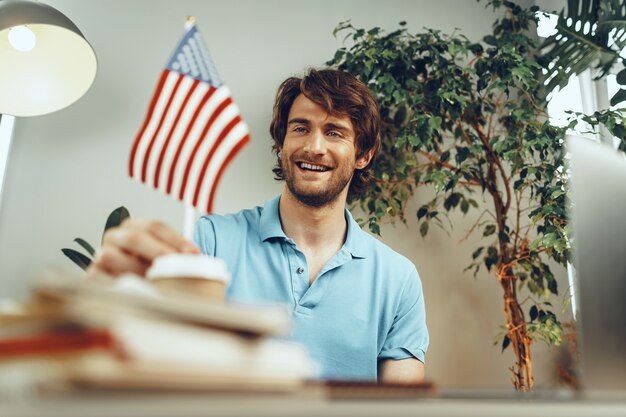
567, 135, 626, 394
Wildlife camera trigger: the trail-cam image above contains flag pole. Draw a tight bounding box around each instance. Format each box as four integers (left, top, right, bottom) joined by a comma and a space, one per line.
183, 205, 197, 240
183, 15, 198, 241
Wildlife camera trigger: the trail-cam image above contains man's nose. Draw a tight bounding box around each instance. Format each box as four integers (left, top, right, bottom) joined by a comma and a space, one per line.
304, 130, 326, 155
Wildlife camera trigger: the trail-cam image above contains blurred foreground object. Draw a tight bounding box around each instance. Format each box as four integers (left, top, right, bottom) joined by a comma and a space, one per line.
147, 254, 230, 301
0, 274, 315, 396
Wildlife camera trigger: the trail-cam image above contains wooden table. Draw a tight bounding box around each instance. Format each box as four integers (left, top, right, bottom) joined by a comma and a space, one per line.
1, 388, 625, 417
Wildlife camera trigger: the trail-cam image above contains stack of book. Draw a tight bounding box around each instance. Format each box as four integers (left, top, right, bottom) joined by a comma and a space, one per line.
0, 274, 315, 394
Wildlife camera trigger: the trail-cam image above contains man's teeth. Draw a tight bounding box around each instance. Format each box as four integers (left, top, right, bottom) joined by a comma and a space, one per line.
300, 162, 328, 172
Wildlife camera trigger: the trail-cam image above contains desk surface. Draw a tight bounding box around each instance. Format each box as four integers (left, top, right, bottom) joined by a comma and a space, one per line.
2, 389, 626, 417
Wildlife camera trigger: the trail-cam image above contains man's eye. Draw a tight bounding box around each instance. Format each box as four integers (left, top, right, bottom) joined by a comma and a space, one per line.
293, 126, 307, 133
327, 131, 342, 138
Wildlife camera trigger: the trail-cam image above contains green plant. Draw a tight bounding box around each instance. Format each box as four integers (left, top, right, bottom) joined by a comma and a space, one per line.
327, 1, 625, 390
62, 206, 130, 271
540, 0, 626, 106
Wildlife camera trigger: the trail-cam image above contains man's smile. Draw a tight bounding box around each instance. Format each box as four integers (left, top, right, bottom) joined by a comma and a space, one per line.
296, 161, 332, 172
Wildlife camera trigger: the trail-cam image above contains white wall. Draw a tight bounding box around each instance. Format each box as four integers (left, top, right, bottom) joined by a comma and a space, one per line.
0, 0, 569, 388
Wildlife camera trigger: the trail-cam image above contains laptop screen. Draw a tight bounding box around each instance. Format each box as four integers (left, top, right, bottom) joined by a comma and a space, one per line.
567, 136, 626, 392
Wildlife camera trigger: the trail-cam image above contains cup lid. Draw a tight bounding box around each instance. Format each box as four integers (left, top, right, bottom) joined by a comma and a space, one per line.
146, 254, 230, 284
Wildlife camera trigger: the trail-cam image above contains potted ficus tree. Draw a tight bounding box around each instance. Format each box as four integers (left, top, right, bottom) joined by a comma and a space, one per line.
328, 0, 626, 390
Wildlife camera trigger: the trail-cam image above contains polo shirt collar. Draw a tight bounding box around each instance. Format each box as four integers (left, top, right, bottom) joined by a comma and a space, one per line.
343, 209, 367, 259
258, 194, 367, 259
259, 195, 286, 241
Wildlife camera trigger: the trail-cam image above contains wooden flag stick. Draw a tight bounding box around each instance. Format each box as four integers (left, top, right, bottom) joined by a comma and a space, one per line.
183, 205, 198, 241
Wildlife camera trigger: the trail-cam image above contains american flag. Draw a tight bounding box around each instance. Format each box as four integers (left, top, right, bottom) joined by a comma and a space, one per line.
129, 24, 250, 213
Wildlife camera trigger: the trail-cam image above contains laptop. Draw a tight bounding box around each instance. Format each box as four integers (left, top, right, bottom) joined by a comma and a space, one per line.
567, 135, 626, 396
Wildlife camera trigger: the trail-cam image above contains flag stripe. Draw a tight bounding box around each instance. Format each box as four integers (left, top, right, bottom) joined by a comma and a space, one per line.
132, 72, 181, 181
206, 134, 250, 212
170, 87, 232, 200
141, 73, 185, 182
165, 86, 217, 194
146, 76, 195, 187
193, 120, 249, 212
178, 96, 239, 205
178, 95, 232, 201
157, 81, 210, 193
129, 69, 170, 178
153, 78, 201, 188
192, 115, 242, 207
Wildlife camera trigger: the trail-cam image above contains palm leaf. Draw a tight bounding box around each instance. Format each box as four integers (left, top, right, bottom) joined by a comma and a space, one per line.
610, 88, 626, 106
616, 67, 626, 84
102, 206, 130, 243
74, 237, 96, 256
61, 248, 92, 271
540, 0, 626, 94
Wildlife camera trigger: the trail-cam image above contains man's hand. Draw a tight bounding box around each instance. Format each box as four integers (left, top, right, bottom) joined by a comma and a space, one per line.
88, 218, 200, 278
378, 358, 425, 384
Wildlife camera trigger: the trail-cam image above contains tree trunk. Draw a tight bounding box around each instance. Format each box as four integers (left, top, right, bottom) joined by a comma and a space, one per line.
499, 265, 533, 391
480, 121, 533, 390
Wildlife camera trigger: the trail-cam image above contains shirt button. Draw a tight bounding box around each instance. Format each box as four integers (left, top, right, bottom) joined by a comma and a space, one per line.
296, 267, 304, 274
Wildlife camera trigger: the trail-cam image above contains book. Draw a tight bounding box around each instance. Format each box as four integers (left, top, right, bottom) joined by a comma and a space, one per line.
0, 273, 317, 393
34, 274, 292, 336
0, 324, 115, 360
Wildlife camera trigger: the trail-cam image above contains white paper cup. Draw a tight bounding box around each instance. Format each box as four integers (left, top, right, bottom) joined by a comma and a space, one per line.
146, 254, 230, 301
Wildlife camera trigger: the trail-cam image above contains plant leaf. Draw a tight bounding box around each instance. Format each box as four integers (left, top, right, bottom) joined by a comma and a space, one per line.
74, 238, 96, 256
61, 249, 92, 271
502, 335, 511, 352
103, 206, 130, 243
539, 0, 626, 94
616, 67, 626, 85
460, 199, 470, 214
483, 224, 496, 236
610, 88, 626, 107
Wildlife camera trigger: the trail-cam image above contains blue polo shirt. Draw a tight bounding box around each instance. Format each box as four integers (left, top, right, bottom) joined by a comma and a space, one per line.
193, 195, 428, 380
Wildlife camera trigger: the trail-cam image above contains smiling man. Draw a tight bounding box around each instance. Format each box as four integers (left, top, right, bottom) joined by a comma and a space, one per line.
92, 69, 429, 383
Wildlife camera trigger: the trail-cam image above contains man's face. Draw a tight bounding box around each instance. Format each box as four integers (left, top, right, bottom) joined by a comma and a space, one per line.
280, 94, 370, 207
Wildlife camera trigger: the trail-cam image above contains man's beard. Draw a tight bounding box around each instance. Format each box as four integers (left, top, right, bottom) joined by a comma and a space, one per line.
281, 154, 353, 208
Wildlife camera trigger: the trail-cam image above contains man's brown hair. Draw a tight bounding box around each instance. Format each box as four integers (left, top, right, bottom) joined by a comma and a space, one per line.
269, 68, 381, 200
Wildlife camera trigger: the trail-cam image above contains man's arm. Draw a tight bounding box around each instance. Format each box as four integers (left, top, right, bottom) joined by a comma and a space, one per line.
378, 358, 425, 384
377, 265, 428, 384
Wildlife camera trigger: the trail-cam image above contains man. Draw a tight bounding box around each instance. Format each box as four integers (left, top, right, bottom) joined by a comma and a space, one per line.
91, 69, 429, 383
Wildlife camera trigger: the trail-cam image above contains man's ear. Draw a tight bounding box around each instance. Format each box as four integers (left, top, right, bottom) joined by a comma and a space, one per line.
355, 149, 374, 170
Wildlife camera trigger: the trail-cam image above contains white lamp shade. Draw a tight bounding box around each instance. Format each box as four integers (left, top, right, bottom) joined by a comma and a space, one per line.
0, 0, 97, 117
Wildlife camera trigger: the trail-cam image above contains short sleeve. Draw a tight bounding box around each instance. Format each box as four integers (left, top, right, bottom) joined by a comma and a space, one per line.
378, 268, 429, 363
193, 216, 217, 256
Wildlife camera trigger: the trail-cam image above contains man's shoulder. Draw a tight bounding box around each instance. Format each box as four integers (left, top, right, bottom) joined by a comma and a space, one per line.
197, 205, 263, 233
350, 224, 418, 275
348, 226, 424, 305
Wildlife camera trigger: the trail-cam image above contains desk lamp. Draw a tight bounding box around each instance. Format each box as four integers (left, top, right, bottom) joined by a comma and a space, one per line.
0, 0, 97, 117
